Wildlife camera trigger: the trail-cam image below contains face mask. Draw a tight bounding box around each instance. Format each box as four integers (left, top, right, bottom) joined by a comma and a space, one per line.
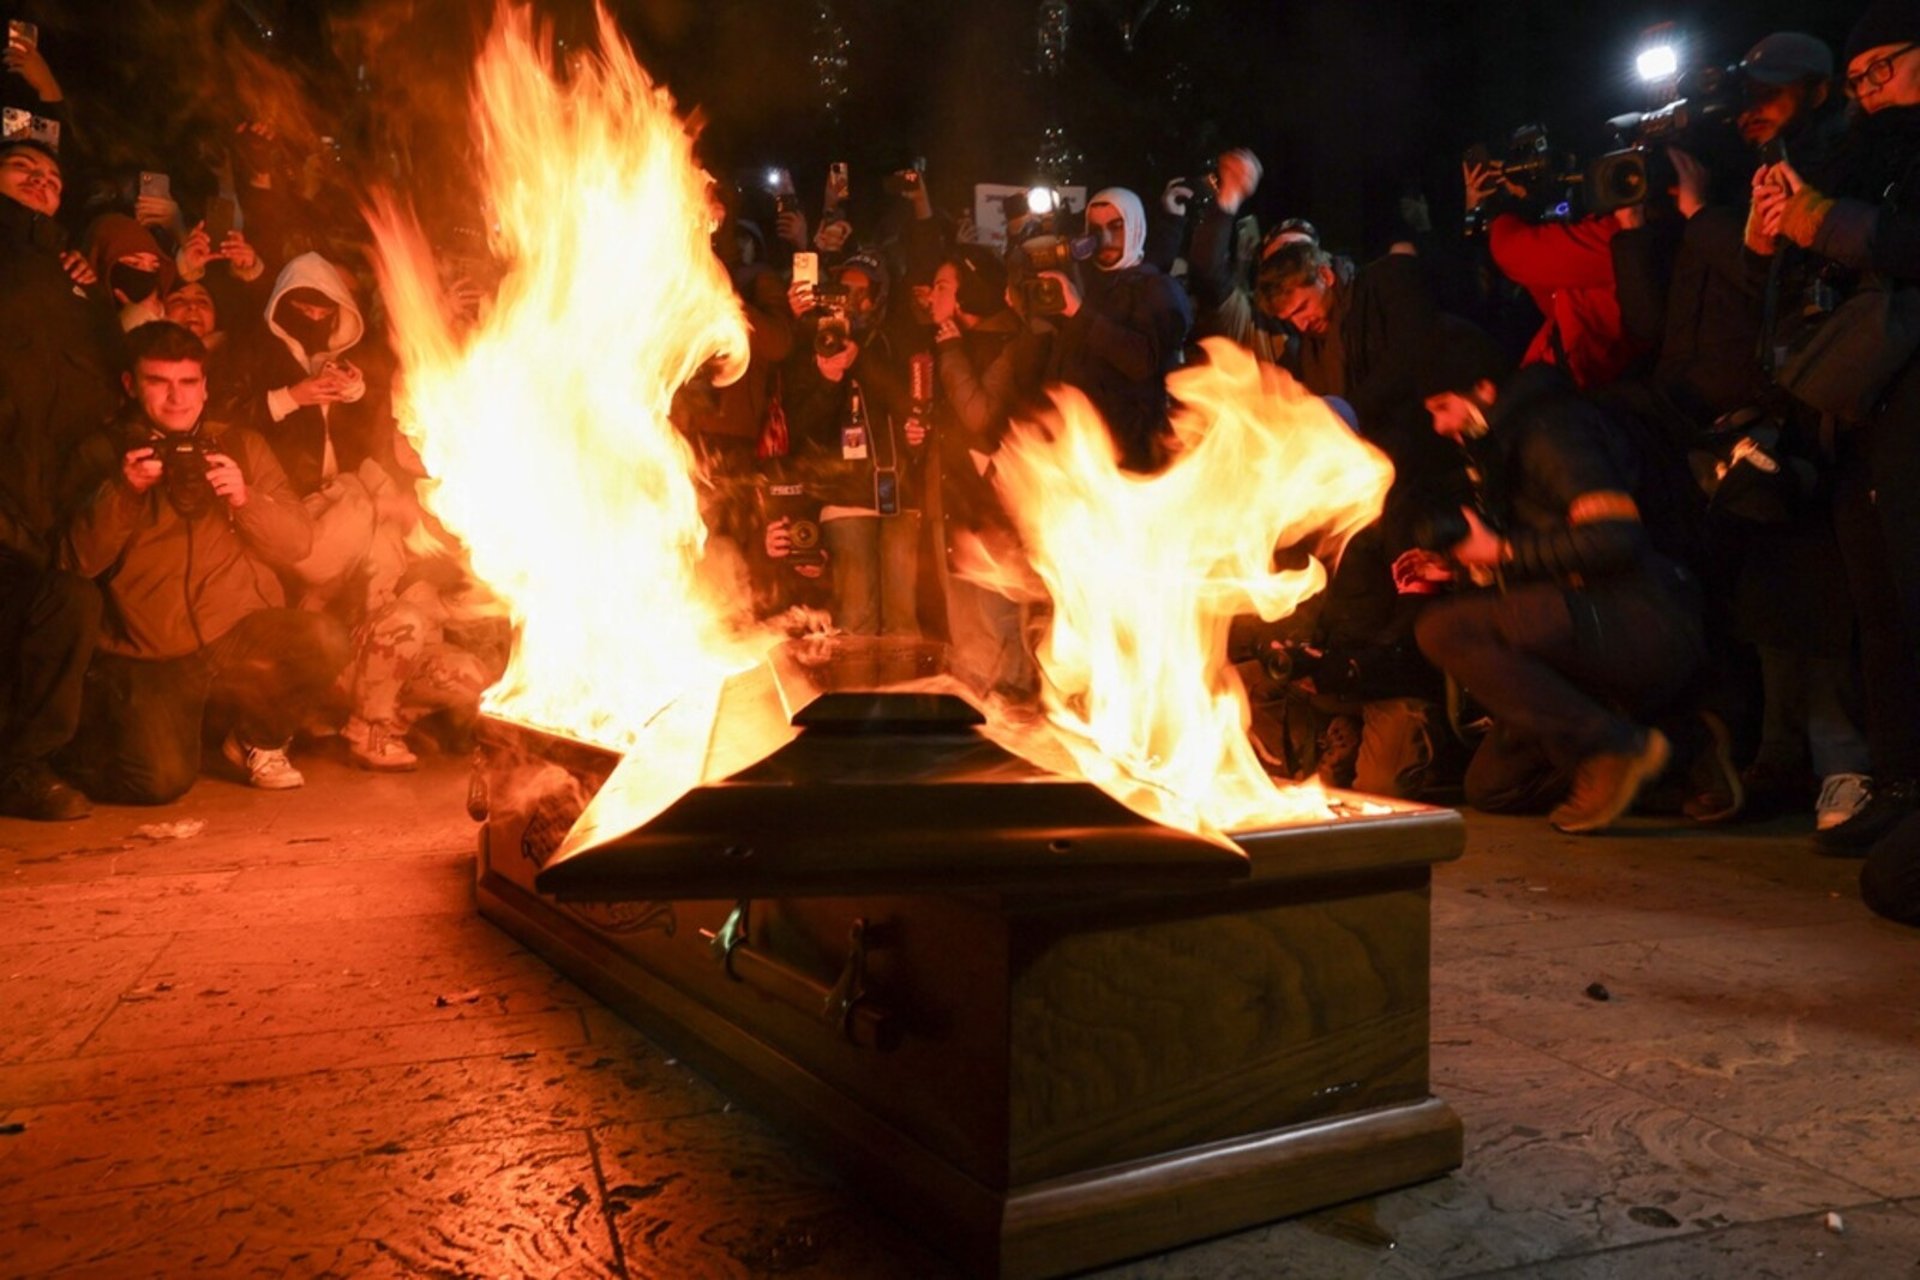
278, 303, 336, 353
110, 264, 160, 304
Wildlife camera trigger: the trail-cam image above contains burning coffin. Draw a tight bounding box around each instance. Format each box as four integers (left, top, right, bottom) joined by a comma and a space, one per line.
472, 638, 1463, 1279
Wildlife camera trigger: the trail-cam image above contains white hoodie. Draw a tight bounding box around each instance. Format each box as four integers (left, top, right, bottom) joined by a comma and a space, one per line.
262, 252, 370, 483
1088, 187, 1148, 273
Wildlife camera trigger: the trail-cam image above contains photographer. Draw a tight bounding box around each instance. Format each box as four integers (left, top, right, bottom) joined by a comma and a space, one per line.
59, 321, 346, 801
782, 251, 924, 636
1042, 187, 1192, 473
1467, 151, 1647, 392
1406, 318, 1710, 833
1741, 1, 1920, 854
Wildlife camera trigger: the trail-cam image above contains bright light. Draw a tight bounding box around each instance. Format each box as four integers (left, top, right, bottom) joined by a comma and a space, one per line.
1636, 44, 1679, 82
1027, 186, 1057, 215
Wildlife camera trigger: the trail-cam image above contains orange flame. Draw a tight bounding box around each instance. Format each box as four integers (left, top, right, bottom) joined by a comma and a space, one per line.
974, 340, 1395, 842
367, 2, 761, 752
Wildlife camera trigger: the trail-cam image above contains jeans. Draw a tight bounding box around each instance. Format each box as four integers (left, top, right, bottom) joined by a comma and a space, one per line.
0, 556, 100, 773
1754, 645, 1870, 779
823, 512, 922, 636
59, 609, 351, 804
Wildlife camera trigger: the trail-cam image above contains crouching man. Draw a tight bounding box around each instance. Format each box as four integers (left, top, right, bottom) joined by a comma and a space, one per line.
58, 322, 348, 801
1405, 318, 1706, 833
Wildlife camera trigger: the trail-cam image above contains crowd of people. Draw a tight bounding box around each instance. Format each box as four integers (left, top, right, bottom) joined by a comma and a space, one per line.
1, 5, 1917, 928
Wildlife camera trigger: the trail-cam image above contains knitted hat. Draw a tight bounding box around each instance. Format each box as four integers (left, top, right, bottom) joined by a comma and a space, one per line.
84, 213, 175, 297
1845, 0, 1920, 64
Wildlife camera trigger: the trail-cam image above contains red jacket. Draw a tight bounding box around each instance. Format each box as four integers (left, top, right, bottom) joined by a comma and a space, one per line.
1489, 212, 1645, 390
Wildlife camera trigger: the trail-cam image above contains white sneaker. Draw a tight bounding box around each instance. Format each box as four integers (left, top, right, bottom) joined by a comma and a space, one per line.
223, 732, 306, 790
1816, 773, 1872, 831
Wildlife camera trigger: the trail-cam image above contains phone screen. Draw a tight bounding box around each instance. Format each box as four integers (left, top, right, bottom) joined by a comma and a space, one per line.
792, 252, 819, 288
203, 196, 236, 244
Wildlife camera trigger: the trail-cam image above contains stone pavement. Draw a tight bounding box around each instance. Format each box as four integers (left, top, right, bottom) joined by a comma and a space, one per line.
2, 745, 1918, 1278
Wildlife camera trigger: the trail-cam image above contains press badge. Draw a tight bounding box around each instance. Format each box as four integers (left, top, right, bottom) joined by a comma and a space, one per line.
841, 424, 869, 460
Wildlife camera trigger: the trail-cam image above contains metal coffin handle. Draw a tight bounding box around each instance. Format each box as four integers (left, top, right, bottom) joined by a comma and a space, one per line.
699, 900, 898, 1050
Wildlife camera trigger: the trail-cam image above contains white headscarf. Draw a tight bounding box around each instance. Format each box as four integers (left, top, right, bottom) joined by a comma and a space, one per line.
1088, 187, 1147, 272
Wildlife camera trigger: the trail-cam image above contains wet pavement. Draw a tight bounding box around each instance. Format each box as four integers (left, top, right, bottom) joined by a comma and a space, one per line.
3, 743, 1918, 1278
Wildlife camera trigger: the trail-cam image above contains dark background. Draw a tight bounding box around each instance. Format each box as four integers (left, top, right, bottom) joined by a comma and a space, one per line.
7, 0, 1872, 250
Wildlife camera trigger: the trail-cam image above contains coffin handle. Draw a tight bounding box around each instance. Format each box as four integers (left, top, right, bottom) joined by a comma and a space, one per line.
700, 901, 897, 1050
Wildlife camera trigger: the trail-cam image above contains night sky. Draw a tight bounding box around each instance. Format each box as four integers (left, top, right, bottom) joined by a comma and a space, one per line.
16, 0, 1876, 249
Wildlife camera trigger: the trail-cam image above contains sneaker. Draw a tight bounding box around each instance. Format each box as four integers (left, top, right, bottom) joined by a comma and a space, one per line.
1815, 773, 1872, 832
350, 722, 418, 773
1550, 729, 1671, 835
222, 732, 305, 790
1815, 777, 1917, 856
1681, 711, 1746, 825
0, 761, 91, 821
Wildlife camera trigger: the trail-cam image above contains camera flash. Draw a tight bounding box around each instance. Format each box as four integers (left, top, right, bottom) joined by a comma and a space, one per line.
1027, 187, 1057, 215
1636, 45, 1679, 82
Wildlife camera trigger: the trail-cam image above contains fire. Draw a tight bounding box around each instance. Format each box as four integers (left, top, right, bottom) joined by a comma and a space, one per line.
371, 4, 1394, 854
366, 2, 759, 753
974, 340, 1395, 843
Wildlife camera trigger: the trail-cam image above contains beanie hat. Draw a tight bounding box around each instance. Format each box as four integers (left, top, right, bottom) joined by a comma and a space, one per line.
951, 243, 1008, 318
1846, 0, 1920, 64
834, 249, 890, 317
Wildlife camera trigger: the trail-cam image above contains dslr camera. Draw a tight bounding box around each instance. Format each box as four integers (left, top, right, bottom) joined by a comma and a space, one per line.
151, 435, 218, 517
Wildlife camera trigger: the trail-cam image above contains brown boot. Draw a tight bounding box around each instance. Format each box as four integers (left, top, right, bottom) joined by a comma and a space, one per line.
1550, 729, 1671, 835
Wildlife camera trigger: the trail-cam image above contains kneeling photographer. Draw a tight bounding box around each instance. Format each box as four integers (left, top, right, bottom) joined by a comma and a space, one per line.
58, 322, 347, 802
1405, 318, 1714, 834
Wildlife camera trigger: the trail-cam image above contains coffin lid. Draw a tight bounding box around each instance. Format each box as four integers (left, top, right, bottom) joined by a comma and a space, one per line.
533, 639, 1250, 901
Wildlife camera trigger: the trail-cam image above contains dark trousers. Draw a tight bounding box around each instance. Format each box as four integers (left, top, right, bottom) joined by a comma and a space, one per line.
1415, 568, 1704, 813
58, 608, 350, 804
823, 512, 922, 636
1862, 813, 1920, 926
1832, 436, 1920, 782
0, 555, 100, 774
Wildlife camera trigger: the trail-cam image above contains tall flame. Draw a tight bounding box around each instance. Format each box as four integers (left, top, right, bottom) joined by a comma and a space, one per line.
977, 340, 1395, 842
367, 2, 755, 751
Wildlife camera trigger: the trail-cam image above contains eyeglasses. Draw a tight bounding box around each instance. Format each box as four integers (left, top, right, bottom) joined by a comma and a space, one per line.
1845, 43, 1920, 95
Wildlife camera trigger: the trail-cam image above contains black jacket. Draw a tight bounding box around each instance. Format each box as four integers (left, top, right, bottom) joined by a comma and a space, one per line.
1474, 364, 1662, 585
1046, 263, 1191, 472
0, 196, 123, 565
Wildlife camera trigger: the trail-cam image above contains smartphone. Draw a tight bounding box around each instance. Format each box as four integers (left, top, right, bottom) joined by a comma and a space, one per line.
873, 466, 899, 517
826, 161, 850, 209
792, 251, 819, 289
7, 19, 37, 51
203, 195, 236, 245
139, 171, 172, 202
1, 107, 29, 141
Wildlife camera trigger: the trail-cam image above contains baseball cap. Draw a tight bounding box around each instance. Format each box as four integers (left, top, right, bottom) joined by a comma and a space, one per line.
1740, 32, 1834, 86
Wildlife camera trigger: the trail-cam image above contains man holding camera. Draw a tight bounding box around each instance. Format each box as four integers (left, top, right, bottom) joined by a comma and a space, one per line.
1405, 318, 1709, 833
1043, 186, 1191, 473
58, 321, 347, 802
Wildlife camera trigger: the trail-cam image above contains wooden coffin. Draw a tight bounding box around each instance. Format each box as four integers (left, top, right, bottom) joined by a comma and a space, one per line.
470, 645, 1463, 1279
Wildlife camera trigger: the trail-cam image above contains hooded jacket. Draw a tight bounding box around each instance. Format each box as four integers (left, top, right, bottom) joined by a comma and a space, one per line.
84, 213, 175, 330
63, 414, 313, 659
1048, 187, 1192, 472
237, 252, 394, 497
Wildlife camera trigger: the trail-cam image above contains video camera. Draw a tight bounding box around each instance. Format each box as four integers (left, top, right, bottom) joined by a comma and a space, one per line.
1005, 228, 1095, 318
1466, 66, 1742, 229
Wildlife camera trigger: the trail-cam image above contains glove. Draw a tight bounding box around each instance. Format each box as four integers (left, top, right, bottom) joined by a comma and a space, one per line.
1778, 187, 1835, 249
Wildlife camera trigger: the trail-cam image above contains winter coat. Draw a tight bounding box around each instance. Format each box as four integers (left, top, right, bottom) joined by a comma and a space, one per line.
63, 416, 312, 659
1046, 263, 1191, 472
0, 196, 124, 565
1488, 212, 1645, 391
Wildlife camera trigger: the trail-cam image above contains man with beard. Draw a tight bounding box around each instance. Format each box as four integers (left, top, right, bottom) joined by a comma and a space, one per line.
0, 138, 120, 820
1043, 187, 1191, 472
1405, 319, 1707, 833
